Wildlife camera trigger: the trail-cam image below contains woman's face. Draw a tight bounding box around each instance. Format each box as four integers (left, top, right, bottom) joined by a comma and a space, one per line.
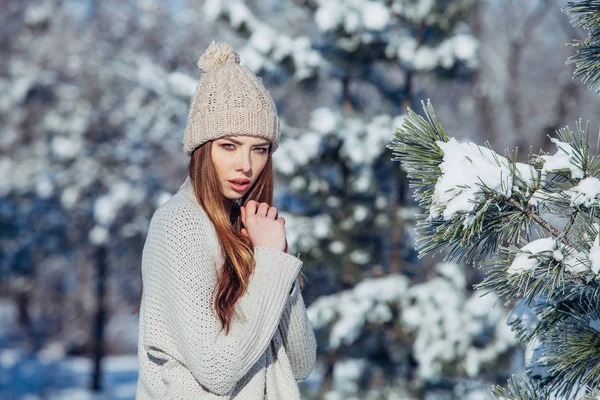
211, 136, 271, 200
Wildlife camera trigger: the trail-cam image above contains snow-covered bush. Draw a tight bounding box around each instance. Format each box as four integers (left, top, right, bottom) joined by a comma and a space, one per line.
307, 262, 517, 397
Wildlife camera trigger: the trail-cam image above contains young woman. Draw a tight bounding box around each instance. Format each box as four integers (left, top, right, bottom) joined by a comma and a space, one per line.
136, 42, 316, 399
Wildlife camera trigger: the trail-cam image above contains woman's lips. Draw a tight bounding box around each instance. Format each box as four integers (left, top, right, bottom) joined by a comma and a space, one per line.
228, 179, 250, 192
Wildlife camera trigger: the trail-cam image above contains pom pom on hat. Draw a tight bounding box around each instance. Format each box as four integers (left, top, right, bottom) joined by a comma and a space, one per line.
197, 41, 240, 73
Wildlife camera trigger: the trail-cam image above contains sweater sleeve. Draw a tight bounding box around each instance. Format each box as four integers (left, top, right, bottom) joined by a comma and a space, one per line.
142, 202, 302, 396
278, 280, 317, 381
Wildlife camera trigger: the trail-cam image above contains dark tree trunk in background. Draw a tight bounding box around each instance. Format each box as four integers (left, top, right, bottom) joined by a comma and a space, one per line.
91, 244, 107, 392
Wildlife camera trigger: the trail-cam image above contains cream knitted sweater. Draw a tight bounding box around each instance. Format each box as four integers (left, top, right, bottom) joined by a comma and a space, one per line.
136, 178, 317, 399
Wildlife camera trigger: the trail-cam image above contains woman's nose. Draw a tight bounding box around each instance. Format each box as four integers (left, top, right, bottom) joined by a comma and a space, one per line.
235, 151, 252, 173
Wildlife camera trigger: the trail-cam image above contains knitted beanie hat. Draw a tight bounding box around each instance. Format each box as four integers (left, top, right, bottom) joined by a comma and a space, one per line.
183, 41, 279, 154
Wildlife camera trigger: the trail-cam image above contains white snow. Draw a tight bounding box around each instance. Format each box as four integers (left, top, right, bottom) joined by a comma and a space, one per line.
329, 240, 346, 254
507, 237, 556, 275
203, 0, 223, 21
399, 0, 434, 22
315, 3, 344, 32
310, 107, 339, 135
568, 177, 600, 207
249, 26, 276, 54
413, 47, 438, 71
89, 225, 109, 245
154, 191, 172, 208
0, 348, 22, 369
51, 136, 81, 161
563, 249, 591, 275
362, 2, 390, 31
349, 249, 370, 264
515, 162, 539, 189
167, 72, 197, 98
331, 358, 366, 393
508, 237, 594, 276
94, 195, 119, 226
540, 138, 584, 179
228, 2, 252, 29
352, 205, 369, 222
36, 176, 54, 198
588, 230, 600, 274
432, 138, 512, 220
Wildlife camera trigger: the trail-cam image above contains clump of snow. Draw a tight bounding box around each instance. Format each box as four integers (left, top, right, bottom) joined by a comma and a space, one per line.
563, 249, 590, 275
540, 138, 584, 179
51, 136, 82, 161
395, 0, 434, 23
349, 249, 370, 265
508, 237, 595, 276
310, 107, 339, 135
89, 225, 109, 245
315, 2, 345, 32
329, 240, 346, 254
567, 177, 600, 207
515, 162, 539, 189
331, 358, 366, 393
362, 2, 390, 31
167, 72, 197, 98
588, 229, 600, 274
432, 138, 511, 220
507, 238, 557, 275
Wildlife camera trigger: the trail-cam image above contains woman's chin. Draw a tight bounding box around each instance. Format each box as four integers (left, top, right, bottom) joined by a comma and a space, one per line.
223, 190, 245, 200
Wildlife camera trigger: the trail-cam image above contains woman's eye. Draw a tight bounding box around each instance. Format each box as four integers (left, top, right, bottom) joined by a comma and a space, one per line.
221, 143, 236, 150
254, 147, 269, 154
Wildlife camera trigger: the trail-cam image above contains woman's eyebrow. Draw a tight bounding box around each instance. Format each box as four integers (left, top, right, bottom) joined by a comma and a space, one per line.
220, 138, 269, 146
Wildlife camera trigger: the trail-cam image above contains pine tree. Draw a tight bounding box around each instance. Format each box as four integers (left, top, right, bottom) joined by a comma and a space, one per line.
388, 1, 600, 398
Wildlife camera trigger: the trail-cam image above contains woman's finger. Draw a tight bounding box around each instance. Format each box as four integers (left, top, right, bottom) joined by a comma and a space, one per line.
257, 202, 270, 217
267, 206, 278, 220
240, 205, 246, 226
245, 200, 258, 217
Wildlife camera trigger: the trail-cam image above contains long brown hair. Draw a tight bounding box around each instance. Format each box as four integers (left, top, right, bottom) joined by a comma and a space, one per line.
189, 141, 274, 334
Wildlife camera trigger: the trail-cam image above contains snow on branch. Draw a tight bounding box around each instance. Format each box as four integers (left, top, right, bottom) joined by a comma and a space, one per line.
389, 100, 600, 397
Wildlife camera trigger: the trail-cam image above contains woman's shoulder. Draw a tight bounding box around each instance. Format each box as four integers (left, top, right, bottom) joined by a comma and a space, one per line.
149, 178, 212, 236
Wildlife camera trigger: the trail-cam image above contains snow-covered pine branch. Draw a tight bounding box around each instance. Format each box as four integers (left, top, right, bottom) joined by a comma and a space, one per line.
307, 262, 517, 393
564, 1, 600, 93
389, 100, 600, 398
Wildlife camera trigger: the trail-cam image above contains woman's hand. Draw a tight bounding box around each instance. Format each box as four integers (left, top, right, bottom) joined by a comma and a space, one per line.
240, 200, 289, 253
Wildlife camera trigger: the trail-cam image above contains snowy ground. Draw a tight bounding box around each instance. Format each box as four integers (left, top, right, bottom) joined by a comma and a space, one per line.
0, 347, 138, 400
0, 298, 136, 400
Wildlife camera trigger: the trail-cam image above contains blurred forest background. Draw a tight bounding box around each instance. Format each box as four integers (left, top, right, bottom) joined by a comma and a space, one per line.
1, 0, 599, 399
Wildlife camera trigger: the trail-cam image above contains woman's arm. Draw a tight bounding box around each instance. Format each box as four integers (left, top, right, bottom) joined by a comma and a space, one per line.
278, 280, 317, 381
141, 201, 301, 396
